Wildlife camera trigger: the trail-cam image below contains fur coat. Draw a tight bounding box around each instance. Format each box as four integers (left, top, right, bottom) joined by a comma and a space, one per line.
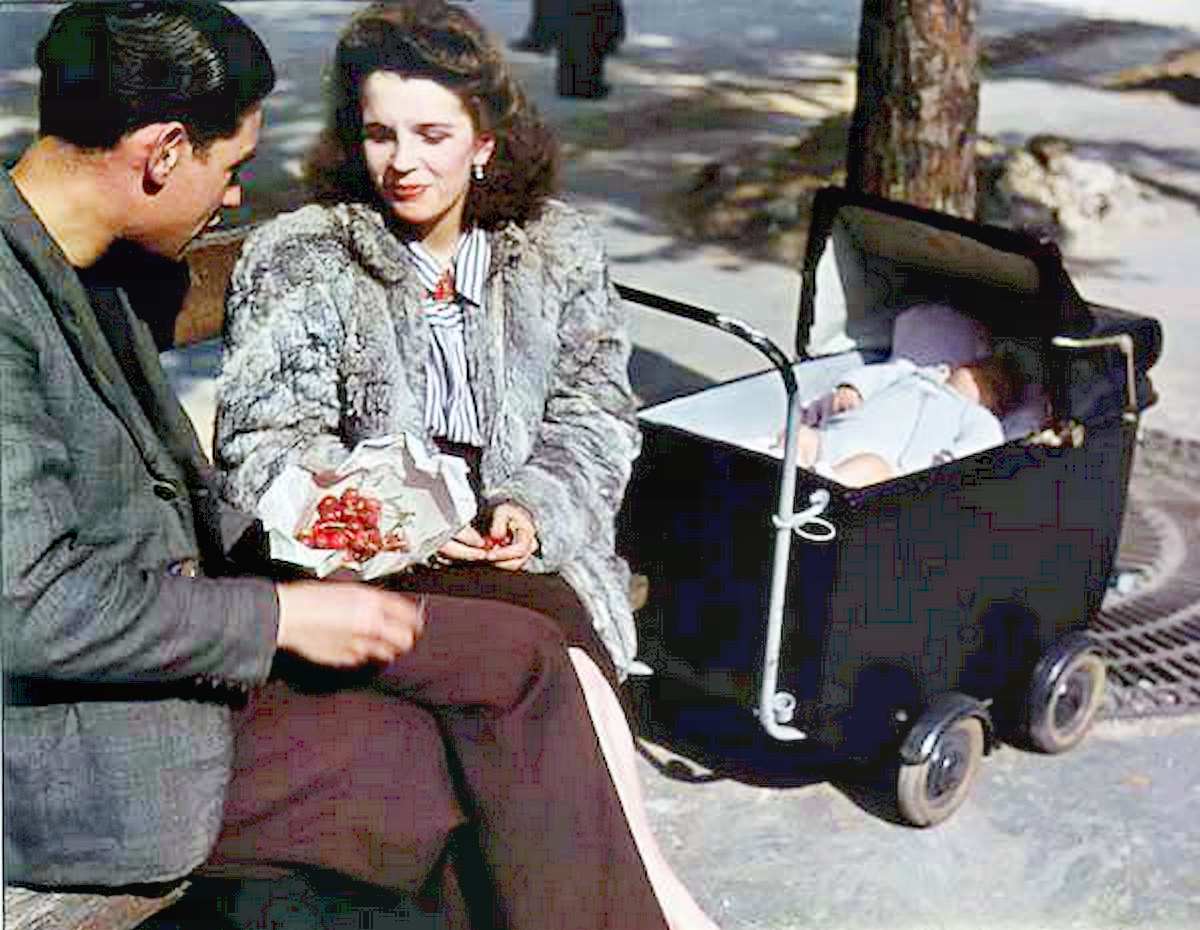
214, 200, 642, 675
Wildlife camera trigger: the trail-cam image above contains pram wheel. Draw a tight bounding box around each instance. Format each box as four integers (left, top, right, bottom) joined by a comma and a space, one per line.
896, 714, 984, 827
1027, 636, 1107, 754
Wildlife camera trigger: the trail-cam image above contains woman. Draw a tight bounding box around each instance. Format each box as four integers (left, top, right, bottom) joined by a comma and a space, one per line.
217, 0, 635, 688
215, 2, 719, 928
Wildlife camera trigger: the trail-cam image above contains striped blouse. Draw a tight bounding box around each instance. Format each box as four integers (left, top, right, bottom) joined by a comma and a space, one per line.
403, 229, 490, 446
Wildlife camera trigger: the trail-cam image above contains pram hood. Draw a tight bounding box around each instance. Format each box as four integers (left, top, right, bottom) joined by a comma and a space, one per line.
795, 187, 1162, 382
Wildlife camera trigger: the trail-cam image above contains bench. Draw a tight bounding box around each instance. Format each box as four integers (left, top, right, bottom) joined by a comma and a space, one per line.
4, 885, 189, 930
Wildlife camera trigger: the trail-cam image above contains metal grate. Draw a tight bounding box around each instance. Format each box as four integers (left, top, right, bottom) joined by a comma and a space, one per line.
1093, 442, 1200, 719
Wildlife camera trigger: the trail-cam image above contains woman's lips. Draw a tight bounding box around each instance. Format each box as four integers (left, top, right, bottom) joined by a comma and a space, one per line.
390, 185, 427, 201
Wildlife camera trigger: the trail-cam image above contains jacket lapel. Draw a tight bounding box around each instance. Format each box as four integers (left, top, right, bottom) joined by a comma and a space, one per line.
469, 225, 530, 450
119, 286, 215, 479
340, 205, 428, 440
0, 174, 177, 478
390, 279, 435, 439
463, 271, 504, 447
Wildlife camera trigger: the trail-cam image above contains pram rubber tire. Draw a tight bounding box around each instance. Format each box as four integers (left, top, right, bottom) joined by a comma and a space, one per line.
1027, 646, 1106, 754
896, 716, 984, 827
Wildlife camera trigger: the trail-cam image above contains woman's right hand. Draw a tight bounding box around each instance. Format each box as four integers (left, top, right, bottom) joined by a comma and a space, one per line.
275, 581, 425, 667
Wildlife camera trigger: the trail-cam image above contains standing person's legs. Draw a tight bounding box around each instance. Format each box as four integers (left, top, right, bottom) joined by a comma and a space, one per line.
513, 0, 563, 52
374, 595, 670, 930
557, 4, 608, 98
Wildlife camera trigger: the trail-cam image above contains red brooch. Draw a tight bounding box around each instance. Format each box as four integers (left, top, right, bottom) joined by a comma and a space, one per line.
431, 268, 455, 302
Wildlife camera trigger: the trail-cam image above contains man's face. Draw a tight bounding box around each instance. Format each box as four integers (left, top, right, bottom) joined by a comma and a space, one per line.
136, 106, 262, 258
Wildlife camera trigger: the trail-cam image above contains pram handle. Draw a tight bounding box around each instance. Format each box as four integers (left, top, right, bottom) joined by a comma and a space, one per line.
615, 284, 800, 397
616, 282, 814, 742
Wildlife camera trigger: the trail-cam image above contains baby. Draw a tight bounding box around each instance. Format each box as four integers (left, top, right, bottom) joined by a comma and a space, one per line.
791, 354, 1025, 487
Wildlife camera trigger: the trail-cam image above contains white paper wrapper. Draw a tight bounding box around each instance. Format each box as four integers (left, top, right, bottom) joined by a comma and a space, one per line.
257, 434, 478, 580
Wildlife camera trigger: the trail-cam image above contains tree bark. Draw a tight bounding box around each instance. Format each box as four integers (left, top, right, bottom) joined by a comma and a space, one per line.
846, 0, 980, 218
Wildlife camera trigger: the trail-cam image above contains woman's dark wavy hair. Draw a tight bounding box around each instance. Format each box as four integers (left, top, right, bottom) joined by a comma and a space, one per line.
305, 0, 560, 230
36, 1, 275, 154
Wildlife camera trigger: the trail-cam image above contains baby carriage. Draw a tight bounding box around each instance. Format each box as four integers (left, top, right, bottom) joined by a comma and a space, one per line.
615, 186, 1162, 826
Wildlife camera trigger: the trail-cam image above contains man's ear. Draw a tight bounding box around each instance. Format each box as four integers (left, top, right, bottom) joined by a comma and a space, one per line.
137, 123, 188, 190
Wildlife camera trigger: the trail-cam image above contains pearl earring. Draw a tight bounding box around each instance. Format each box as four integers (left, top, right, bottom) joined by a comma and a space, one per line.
473, 163, 485, 181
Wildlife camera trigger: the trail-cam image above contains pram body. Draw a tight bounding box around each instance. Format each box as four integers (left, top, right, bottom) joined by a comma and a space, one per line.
615, 188, 1162, 824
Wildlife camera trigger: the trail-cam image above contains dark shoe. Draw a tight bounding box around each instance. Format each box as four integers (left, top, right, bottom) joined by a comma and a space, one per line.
509, 35, 554, 54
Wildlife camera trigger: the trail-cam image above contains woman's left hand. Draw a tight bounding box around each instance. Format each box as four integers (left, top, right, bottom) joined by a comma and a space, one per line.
485, 502, 540, 571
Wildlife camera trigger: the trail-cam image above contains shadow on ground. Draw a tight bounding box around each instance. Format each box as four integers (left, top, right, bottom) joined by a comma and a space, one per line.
1115, 73, 1200, 105
629, 347, 715, 407
627, 673, 935, 828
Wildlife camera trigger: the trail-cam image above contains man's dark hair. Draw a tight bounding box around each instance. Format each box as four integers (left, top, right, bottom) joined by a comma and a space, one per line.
37, 1, 276, 152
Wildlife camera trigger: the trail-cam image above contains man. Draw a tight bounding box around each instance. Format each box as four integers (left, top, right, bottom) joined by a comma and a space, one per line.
1, 5, 671, 928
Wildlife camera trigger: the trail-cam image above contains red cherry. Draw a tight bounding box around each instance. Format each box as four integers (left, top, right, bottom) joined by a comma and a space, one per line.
485, 532, 513, 550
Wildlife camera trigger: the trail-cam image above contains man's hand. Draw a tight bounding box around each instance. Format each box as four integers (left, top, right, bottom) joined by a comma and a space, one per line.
275, 581, 425, 667
831, 384, 863, 414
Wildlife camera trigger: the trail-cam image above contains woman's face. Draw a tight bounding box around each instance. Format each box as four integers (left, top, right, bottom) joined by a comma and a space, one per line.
360, 71, 494, 251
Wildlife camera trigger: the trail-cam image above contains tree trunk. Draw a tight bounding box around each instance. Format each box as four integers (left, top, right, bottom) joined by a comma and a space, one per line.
846, 0, 980, 218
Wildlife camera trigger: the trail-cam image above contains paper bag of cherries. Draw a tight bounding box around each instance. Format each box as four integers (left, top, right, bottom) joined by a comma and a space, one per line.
256, 434, 478, 580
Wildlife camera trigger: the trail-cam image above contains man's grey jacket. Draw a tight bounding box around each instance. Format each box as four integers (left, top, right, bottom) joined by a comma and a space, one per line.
0, 170, 278, 886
